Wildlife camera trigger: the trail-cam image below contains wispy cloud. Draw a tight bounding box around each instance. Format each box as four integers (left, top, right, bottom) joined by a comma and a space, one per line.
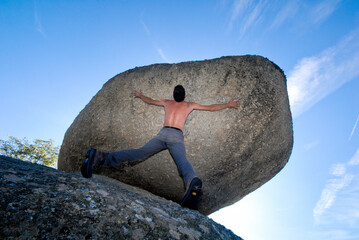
304, 140, 320, 151
312, 177, 359, 238
140, 19, 151, 36
288, 28, 359, 117
227, 0, 268, 38
348, 148, 359, 166
349, 115, 359, 141
156, 48, 170, 63
226, 0, 341, 38
269, 0, 299, 30
310, 0, 342, 25
310, 229, 359, 240
140, 19, 170, 63
240, 0, 267, 38
227, 0, 251, 32
314, 148, 359, 225
330, 163, 346, 177
34, 0, 47, 38
313, 173, 354, 222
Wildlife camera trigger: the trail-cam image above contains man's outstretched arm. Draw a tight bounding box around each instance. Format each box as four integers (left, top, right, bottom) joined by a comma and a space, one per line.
134, 90, 166, 106
191, 98, 240, 111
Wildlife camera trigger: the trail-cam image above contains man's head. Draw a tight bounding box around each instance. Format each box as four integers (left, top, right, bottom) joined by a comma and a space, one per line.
173, 85, 185, 102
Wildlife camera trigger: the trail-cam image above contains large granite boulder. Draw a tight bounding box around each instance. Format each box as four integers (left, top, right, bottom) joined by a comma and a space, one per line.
1, 156, 242, 239
58, 55, 293, 215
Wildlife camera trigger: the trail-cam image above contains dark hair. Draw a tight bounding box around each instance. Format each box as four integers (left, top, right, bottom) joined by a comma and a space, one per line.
173, 85, 185, 102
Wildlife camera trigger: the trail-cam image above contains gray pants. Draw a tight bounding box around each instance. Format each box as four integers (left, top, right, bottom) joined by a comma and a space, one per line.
104, 127, 197, 186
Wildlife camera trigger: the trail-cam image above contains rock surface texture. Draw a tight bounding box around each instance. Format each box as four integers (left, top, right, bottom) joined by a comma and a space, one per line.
58, 55, 293, 215
0, 156, 242, 240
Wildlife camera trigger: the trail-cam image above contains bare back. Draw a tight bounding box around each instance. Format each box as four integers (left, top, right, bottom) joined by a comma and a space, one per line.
163, 100, 193, 131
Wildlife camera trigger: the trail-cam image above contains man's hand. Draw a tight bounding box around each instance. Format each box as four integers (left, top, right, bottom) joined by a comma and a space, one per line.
134, 90, 143, 98
227, 98, 240, 109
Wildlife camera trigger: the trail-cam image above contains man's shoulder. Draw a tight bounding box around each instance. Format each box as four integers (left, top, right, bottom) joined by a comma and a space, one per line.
163, 99, 172, 104
186, 101, 198, 106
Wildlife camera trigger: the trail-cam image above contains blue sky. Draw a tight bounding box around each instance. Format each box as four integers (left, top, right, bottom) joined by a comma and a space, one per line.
1, 1, 359, 239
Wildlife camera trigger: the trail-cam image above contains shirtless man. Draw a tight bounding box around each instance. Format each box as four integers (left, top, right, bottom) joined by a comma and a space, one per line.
81, 85, 240, 208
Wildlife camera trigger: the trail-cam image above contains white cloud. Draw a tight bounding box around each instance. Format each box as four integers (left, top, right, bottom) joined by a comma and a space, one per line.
227, 0, 341, 38
348, 148, 359, 166
227, 0, 268, 38
349, 115, 359, 141
312, 176, 359, 239
288, 28, 359, 117
140, 19, 171, 63
239, 0, 268, 38
330, 163, 346, 177
34, 0, 47, 38
227, 0, 251, 32
313, 174, 354, 222
310, 229, 359, 240
156, 48, 170, 63
310, 0, 342, 25
140, 19, 151, 36
314, 149, 359, 225
304, 140, 320, 151
288, 56, 329, 114
269, 0, 299, 29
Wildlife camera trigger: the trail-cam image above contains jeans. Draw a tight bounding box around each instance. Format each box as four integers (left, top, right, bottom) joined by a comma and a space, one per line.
104, 127, 197, 186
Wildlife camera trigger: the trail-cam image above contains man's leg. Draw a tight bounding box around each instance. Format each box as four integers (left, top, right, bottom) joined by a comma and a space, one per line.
167, 141, 197, 187
104, 135, 166, 167
81, 133, 166, 178
167, 140, 202, 209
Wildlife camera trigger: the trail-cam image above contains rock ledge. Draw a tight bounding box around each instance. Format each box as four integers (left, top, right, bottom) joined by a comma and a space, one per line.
0, 155, 242, 240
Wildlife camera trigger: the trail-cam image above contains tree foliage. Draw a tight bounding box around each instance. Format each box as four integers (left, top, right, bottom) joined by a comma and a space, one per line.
0, 136, 59, 167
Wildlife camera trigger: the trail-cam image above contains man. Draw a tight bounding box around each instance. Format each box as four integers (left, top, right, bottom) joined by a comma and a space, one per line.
81, 85, 240, 209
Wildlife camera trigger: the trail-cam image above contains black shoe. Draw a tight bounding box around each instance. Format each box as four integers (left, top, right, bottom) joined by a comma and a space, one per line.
81, 148, 105, 178
180, 177, 202, 209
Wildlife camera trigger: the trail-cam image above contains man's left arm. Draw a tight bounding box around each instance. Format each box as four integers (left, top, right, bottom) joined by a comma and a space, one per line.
190, 98, 240, 111
134, 90, 166, 106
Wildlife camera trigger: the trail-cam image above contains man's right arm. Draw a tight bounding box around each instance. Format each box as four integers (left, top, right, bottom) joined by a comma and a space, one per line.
134, 90, 166, 106
191, 98, 240, 111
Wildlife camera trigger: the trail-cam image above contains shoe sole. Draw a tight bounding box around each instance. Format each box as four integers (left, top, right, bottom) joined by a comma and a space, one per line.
180, 177, 202, 209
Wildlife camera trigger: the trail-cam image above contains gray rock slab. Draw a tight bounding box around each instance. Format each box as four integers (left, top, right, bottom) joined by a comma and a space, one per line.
0, 155, 242, 239
58, 55, 293, 215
